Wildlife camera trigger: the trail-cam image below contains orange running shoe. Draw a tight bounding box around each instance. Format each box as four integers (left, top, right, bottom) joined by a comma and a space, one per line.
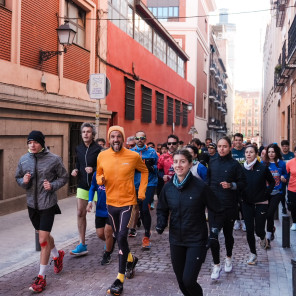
142, 236, 151, 249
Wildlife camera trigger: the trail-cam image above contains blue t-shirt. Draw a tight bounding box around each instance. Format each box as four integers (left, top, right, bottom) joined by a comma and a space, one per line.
231, 148, 245, 165
282, 152, 294, 163
266, 160, 288, 194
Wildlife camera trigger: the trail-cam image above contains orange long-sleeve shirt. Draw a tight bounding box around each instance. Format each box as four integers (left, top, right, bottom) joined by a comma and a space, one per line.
96, 147, 148, 207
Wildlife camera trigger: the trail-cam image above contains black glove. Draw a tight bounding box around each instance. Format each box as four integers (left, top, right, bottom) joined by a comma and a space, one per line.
144, 159, 154, 173
155, 226, 164, 235
206, 229, 219, 250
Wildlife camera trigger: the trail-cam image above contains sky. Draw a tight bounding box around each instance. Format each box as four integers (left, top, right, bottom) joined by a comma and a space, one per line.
210, 0, 271, 91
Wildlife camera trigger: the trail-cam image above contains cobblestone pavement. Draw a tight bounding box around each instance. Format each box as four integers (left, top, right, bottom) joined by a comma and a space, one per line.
0, 202, 294, 296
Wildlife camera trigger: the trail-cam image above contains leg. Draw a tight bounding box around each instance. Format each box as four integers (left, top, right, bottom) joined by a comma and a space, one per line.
254, 204, 268, 240
242, 202, 256, 255
208, 210, 221, 265
223, 216, 235, 258
287, 191, 296, 223
105, 224, 114, 252
266, 194, 281, 234
39, 231, 53, 265
77, 198, 88, 244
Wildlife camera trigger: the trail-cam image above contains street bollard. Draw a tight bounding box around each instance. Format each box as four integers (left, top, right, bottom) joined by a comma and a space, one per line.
291, 259, 296, 296
35, 230, 41, 251
282, 214, 290, 248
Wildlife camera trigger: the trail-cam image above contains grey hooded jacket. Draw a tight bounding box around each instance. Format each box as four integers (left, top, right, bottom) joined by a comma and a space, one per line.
15, 148, 68, 210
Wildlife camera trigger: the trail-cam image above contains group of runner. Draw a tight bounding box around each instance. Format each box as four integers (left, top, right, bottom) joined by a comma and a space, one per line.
15, 125, 296, 296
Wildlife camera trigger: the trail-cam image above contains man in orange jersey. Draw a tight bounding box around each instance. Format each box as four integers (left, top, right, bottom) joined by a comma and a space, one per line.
96, 126, 148, 296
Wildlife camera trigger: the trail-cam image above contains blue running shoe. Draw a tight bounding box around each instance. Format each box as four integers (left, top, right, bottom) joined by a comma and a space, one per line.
70, 243, 88, 256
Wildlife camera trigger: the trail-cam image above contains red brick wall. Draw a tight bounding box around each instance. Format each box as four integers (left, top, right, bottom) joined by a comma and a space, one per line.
0, 6, 12, 62
63, 45, 90, 84
21, 0, 59, 75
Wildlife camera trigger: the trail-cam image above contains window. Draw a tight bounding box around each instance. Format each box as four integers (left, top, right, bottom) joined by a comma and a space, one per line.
108, 0, 131, 34
153, 32, 166, 64
175, 100, 181, 126
156, 91, 164, 124
167, 97, 174, 125
248, 120, 252, 126
134, 14, 153, 52
124, 77, 135, 120
148, 6, 179, 22
141, 85, 152, 123
177, 56, 184, 78
167, 46, 177, 72
182, 103, 188, 127
248, 130, 251, 137
65, 0, 86, 47
241, 119, 245, 126
0, 0, 5, 6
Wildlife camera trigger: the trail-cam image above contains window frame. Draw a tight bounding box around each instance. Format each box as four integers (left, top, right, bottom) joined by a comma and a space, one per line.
156, 91, 164, 124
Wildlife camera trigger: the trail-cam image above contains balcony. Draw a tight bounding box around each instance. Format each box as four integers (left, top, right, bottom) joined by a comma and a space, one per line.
210, 63, 217, 75
218, 83, 223, 89
214, 95, 220, 105
209, 89, 217, 101
276, 0, 288, 28
215, 70, 220, 82
288, 14, 296, 64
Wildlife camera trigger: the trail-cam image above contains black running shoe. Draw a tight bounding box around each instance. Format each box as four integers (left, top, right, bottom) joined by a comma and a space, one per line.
101, 251, 111, 265
125, 255, 138, 279
109, 279, 123, 296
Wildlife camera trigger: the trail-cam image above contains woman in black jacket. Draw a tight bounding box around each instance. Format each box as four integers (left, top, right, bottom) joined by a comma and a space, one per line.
242, 145, 275, 264
156, 149, 222, 296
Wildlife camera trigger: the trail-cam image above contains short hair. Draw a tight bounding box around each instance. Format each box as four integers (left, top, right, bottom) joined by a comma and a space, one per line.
179, 140, 184, 145
233, 133, 243, 140
126, 136, 135, 142
96, 138, 106, 145
245, 144, 258, 154
135, 131, 146, 137
173, 149, 193, 163
218, 136, 232, 147
81, 122, 96, 137
161, 143, 168, 148
206, 137, 212, 142
191, 138, 202, 146
185, 144, 199, 156
167, 134, 179, 143
147, 142, 155, 147
281, 140, 290, 146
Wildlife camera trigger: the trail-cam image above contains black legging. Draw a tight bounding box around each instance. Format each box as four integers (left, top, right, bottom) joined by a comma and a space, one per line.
107, 205, 132, 274
242, 202, 268, 254
288, 191, 296, 222
266, 193, 282, 233
208, 208, 236, 264
170, 244, 206, 296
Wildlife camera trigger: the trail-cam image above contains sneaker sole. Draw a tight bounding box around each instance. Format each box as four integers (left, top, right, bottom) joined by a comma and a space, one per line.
247, 261, 257, 265
224, 267, 232, 273
29, 287, 45, 293
101, 259, 112, 266
69, 250, 89, 256
211, 271, 222, 280
142, 245, 151, 250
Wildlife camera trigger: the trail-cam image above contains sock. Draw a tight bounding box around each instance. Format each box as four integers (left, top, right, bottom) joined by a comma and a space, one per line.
266, 231, 272, 240
117, 273, 125, 283
127, 252, 133, 262
38, 264, 47, 277
51, 246, 59, 258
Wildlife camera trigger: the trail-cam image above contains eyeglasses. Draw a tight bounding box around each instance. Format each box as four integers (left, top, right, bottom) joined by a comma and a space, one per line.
167, 142, 177, 146
135, 136, 146, 140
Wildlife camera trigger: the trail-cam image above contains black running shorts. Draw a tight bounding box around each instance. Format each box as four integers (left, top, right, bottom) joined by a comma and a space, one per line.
28, 204, 61, 232
95, 216, 110, 229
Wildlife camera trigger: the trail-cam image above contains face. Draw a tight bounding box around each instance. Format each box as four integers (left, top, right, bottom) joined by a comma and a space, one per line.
98, 141, 105, 148
282, 145, 289, 154
186, 147, 197, 160
217, 139, 231, 157
161, 146, 168, 154
173, 154, 192, 180
208, 146, 216, 156
28, 141, 43, 154
245, 147, 257, 163
268, 147, 276, 161
261, 149, 266, 159
126, 140, 136, 149
234, 136, 243, 149
157, 145, 162, 153
110, 131, 123, 152
167, 137, 178, 153
135, 132, 146, 148
82, 127, 93, 145
206, 139, 211, 147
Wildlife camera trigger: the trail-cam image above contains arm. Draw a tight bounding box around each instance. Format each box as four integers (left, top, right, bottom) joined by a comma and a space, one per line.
233, 162, 247, 191
197, 163, 208, 182
49, 158, 68, 192
156, 186, 169, 233
15, 161, 31, 189
96, 155, 105, 185
281, 161, 288, 182
136, 155, 149, 200
265, 166, 276, 195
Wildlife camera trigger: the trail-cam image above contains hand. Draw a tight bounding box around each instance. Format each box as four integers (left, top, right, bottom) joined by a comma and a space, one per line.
43, 179, 52, 191
71, 169, 78, 177
23, 172, 31, 184
163, 175, 169, 182
220, 181, 231, 189
86, 202, 93, 213
281, 176, 287, 183
206, 232, 219, 249
85, 167, 93, 174
155, 226, 164, 235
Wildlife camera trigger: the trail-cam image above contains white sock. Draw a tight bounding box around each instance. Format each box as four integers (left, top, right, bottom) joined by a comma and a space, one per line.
51, 246, 59, 258
39, 264, 47, 277
266, 231, 272, 240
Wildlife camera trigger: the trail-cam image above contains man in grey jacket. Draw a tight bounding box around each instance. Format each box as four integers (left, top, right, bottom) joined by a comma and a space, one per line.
15, 130, 68, 293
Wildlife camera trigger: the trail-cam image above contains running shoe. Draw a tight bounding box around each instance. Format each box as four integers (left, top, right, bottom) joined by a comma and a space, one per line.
224, 257, 232, 272
70, 243, 88, 256
266, 239, 271, 249
211, 264, 222, 280
291, 223, 296, 231
247, 253, 257, 265
233, 220, 241, 230
259, 237, 267, 249
101, 251, 112, 265
125, 255, 138, 279
241, 220, 246, 232
142, 236, 151, 249
271, 226, 276, 241
136, 218, 141, 228
53, 250, 65, 274
29, 275, 46, 293
107, 279, 123, 296
128, 229, 137, 237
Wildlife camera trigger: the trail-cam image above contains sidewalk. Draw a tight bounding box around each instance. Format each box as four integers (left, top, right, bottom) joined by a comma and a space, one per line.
0, 197, 295, 295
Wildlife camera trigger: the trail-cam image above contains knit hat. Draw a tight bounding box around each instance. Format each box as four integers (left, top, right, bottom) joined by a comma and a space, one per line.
107, 126, 125, 142
208, 143, 217, 150
27, 130, 45, 148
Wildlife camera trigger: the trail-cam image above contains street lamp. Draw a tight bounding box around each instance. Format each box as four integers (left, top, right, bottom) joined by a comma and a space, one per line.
187, 103, 193, 112
39, 21, 76, 63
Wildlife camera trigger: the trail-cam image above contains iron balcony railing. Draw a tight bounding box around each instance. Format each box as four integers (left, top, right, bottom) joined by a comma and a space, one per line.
288, 14, 296, 61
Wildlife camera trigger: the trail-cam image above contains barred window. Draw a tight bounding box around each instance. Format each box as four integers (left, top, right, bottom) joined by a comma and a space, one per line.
156, 91, 164, 124
125, 77, 135, 120
167, 97, 174, 125
0, 0, 5, 6
141, 85, 152, 123
175, 100, 181, 126
182, 103, 188, 127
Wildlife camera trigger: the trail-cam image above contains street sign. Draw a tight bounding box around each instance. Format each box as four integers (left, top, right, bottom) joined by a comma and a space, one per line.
86, 74, 111, 99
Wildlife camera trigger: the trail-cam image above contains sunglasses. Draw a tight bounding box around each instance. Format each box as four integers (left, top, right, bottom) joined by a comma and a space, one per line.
135, 136, 146, 140
167, 142, 178, 146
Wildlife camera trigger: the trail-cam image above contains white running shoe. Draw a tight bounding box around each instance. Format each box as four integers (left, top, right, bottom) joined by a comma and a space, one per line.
241, 220, 246, 232
211, 264, 222, 280
247, 253, 257, 265
233, 220, 241, 230
291, 223, 296, 231
224, 257, 232, 272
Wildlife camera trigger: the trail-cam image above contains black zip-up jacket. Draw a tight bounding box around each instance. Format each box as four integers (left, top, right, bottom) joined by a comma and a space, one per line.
75, 141, 101, 190
242, 161, 275, 204
207, 153, 246, 209
156, 173, 223, 247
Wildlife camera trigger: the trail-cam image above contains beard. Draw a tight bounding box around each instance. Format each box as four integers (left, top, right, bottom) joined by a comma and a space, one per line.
111, 141, 123, 152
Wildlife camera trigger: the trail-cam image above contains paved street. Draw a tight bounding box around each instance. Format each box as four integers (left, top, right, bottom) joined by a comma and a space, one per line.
0, 196, 295, 295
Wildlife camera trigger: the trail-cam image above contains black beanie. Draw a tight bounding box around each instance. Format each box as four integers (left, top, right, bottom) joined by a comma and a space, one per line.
27, 130, 45, 148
